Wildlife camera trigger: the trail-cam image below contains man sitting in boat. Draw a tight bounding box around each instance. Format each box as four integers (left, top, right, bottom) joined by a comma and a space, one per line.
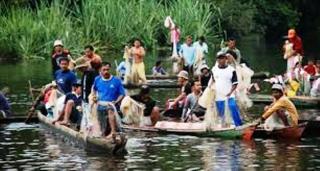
91, 62, 125, 138
121, 85, 160, 126
152, 60, 167, 76
163, 70, 191, 119
182, 78, 204, 122
54, 57, 77, 94
260, 84, 299, 129
212, 52, 242, 127
52, 81, 82, 127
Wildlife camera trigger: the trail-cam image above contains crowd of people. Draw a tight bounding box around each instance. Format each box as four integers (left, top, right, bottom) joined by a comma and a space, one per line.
25, 24, 320, 139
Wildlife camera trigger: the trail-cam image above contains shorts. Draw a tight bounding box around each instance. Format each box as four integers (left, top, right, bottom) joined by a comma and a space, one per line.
70, 107, 82, 125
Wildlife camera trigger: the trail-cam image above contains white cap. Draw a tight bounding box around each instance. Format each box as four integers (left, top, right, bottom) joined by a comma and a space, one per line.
271, 84, 283, 92
53, 40, 63, 47
177, 70, 189, 80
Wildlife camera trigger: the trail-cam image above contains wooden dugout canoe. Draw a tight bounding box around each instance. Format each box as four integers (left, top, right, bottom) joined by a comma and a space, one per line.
37, 112, 127, 155
249, 94, 320, 108
252, 122, 307, 140
122, 121, 256, 140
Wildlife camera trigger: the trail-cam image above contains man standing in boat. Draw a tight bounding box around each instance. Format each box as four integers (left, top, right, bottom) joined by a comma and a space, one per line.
130, 38, 147, 84
54, 58, 77, 94
284, 29, 304, 72
211, 52, 242, 127
76, 45, 102, 65
260, 84, 299, 128
51, 40, 73, 76
91, 62, 125, 138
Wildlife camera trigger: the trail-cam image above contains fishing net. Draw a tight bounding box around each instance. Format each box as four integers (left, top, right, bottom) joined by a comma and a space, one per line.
46, 88, 65, 119
123, 46, 132, 85
120, 96, 145, 127
201, 78, 218, 129
193, 48, 205, 76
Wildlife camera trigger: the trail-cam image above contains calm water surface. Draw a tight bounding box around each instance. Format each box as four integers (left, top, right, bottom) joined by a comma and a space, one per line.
1, 36, 320, 170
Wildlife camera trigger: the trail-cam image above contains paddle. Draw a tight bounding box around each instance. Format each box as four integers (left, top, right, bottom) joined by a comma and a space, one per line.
25, 80, 38, 123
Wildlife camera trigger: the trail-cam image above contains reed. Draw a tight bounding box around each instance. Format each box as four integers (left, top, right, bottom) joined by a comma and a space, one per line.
0, 0, 223, 60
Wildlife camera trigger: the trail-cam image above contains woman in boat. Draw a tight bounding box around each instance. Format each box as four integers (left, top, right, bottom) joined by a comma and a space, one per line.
130, 38, 147, 84
260, 84, 299, 129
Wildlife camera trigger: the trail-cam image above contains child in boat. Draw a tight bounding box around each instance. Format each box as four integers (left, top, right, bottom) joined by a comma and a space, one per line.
163, 70, 192, 119
260, 84, 299, 129
121, 85, 160, 126
52, 81, 83, 128
182, 78, 204, 122
152, 60, 167, 76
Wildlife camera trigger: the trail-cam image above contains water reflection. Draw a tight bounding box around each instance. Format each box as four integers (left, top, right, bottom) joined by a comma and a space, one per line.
2, 123, 320, 170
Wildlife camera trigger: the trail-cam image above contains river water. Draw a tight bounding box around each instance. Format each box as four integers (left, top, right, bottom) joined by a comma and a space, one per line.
1, 35, 320, 170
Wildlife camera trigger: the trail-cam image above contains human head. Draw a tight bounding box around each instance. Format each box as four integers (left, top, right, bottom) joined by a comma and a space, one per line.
84, 45, 94, 58
100, 62, 112, 79
139, 84, 150, 98
198, 36, 205, 44
226, 50, 238, 62
200, 65, 209, 74
155, 60, 162, 67
191, 78, 202, 93
307, 58, 314, 65
288, 29, 296, 39
177, 70, 189, 85
271, 84, 284, 99
227, 37, 236, 49
316, 60, 320, 67
59, 57, 70, 71
133, 38, 141, 48
216, 52, 227, 67
72, 80, 82, 94
53, 40, 63, 53
185, 35, 193, 46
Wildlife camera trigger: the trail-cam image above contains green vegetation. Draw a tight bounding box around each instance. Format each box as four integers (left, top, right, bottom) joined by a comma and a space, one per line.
0, 0, 222, 60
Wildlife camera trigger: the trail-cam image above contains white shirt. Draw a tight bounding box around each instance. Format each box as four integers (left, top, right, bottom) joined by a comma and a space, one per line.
193, 41, 208, 54
212, 65, 238, 101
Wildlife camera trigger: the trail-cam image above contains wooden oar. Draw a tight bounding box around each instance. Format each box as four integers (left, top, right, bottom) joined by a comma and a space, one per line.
25, 80, 37, 123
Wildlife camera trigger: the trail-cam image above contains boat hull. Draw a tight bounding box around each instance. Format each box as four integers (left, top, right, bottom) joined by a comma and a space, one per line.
37, 112, 127, 155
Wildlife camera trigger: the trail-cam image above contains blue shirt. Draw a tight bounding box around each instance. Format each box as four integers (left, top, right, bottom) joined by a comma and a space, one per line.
179, 43, 196, 66
0, 93, 10, 111
54, 69, 77, 94
93, 75, 125, 102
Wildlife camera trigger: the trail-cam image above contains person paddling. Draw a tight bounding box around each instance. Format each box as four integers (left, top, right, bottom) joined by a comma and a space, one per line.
259, 84, 299, 128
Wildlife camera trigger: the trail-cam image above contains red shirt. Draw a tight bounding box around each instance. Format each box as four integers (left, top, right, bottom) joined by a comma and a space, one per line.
289, 36, 304, 55
304, 64, 317, 76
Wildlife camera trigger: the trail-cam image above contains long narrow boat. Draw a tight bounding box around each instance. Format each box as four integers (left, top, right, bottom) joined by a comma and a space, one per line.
122, 121, 256, 140
249, 94, 320, 108
37, 112, 127, 155
145, 71, 270, 80
252, 122, 307, 140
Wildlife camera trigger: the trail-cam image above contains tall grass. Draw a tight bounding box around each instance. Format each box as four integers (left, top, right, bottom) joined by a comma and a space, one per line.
0, 0, 223, 60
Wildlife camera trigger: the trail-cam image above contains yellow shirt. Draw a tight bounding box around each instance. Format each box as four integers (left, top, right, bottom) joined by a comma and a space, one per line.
262, 96, 299, 126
